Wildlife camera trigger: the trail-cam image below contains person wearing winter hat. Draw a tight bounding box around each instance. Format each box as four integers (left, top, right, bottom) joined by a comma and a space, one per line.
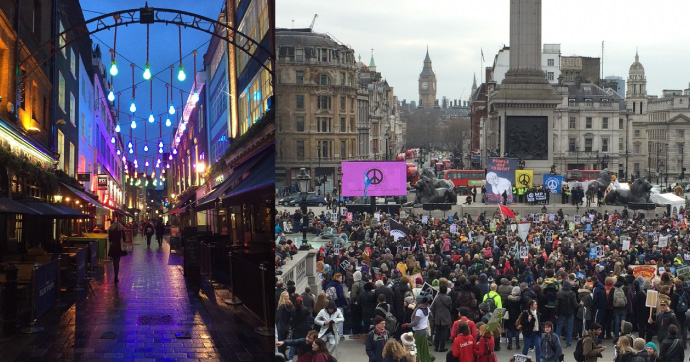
400, 331, 418, 359
350, 271, 364, 338
365, 315, 389, 362
554, 279, 578, 348
314, 300, 345, 353
505, 286, 522, 350
401, 293, 431, 362
645, 341, 658, 362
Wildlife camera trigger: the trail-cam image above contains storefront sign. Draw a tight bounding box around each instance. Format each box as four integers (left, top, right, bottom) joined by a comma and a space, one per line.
97, 175, 108, 190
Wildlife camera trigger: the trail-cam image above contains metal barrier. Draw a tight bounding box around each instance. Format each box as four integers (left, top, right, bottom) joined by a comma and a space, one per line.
19, 259, 58, 333
230, 255, 274, 334
223, 251, 241, 305
254, 264, 271, 337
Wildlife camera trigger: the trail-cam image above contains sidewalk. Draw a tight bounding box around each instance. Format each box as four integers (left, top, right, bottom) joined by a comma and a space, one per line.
0, 233, 272, 362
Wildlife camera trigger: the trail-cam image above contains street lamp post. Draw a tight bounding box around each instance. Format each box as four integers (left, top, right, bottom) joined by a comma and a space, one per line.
576, 146, 579, 167
665, 143, 669, 190
295, 168, 311, 250
337, 170, 343, 216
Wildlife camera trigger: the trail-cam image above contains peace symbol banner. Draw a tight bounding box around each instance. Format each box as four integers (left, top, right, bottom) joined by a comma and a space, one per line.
341, 161, 407, 197
543, 174, 564, 194
515, 169, 533, 188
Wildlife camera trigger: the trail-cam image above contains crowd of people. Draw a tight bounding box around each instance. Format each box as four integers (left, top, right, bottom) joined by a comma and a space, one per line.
275, 203, 690, 362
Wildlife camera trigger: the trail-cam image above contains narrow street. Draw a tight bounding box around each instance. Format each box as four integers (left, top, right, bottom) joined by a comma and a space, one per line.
0, 233, 272, 362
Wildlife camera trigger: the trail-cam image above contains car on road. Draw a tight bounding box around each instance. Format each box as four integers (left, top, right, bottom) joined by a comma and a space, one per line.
288, 193, 328, 207
278, 192, 300, 205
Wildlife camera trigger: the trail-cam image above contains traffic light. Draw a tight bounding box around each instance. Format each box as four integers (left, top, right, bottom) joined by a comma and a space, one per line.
681, 167, 686, 181
164, 197, 169, 207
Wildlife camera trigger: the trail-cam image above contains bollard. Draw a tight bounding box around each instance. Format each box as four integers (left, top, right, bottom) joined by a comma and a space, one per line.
20, 265, 43, 333
254, 263, 271, 337
53, 255, 68, 308
2, 264, 18, 336
223, 251, 241, 305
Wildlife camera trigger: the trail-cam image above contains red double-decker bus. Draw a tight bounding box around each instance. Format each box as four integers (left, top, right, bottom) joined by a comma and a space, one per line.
565, 169, 610, 182
443, 169, 485, 195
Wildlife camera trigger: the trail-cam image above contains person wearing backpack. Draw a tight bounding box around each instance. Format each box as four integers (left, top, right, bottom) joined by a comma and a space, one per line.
658, 324, 684, 362
365, 316, 389, 362
576, 322, 606, 362
541, 278, 559, 326
670, 280, 688, 349
610, 277, 629, 341
374, 294, 397, 337
554, 280, 578, 348
430, 285, 452, 352
482, 283, 502, 312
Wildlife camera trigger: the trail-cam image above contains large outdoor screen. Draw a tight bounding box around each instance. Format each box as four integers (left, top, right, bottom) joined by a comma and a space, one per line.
341, 161, 407, 197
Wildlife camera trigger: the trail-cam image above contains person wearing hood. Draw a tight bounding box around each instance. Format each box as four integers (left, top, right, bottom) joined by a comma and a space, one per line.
350, 271, 365, 338
592, 280, 607, 340
659, 324, 684, 362
497, 277, 513, 302
554, 280, 578, 348
577, 283, 594, 339
314, 300, 345, 353
505, 286, 522, 350
477, 273, 490, 300
540, 321, 563, 362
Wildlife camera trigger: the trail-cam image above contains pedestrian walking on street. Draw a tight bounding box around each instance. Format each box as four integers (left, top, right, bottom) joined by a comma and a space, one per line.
155, 219, 165, 248
581, 322, 606, 362
430, 285, 452, 352
315, 301, 345, 353
107, 216, 126, 284
540, 321, 562, 362
144, 220, 155, 247
520, 299, 542, 362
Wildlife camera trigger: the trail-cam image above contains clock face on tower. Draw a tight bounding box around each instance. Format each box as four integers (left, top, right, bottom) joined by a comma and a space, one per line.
422, 82, 428, 90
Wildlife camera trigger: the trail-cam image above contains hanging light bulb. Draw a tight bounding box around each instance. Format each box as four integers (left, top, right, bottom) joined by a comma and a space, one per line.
177, 65, 186, 81
180, 122, 186, 132
175, 136, 181, 143
158, 141, 164, 148
116, 149, 121, 156
128, 141, 133, 148
191, 92, 199, 104
109, 60, 118, 76
108, 89, 115, 102
168, 154, 173, 160
144, 144, 149, 152
145, 180, 149, 187
155, 162, 160, 168
159, 148, 163, 154
166, 163, 170, 169
129, 148, 133, 154
115, 123, 121, 133
143, 62, 151, 80
129, 100, 136, 113
131, 119, 137, 129
148, 113, 154, 123
110, 136, 116, 144
153, 179, 158, 186
173, 148, 178, 155
151, 170, 156, 177
168, 104, 175, 115
165, 117, 171, 127
145, 160, 149, 167
124, 163, 128, 170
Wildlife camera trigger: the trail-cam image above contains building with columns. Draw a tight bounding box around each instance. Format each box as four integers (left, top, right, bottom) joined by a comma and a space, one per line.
418, 48, 437, 108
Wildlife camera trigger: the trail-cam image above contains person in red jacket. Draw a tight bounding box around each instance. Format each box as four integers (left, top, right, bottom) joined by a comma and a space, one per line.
450, 308, 477, 340
474, 326, 495, 362
451, 321, 475, 362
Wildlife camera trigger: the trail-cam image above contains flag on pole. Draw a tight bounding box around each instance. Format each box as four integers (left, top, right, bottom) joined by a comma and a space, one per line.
389, 219, 411, 241
499, 204, 515, 219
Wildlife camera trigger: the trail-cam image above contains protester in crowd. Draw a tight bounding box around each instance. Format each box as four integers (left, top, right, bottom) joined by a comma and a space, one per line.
614, 333, 635, 362
315, 301, 344, 353
658, 324, 684, 362
654, 299, 678, 343
540, 321, 562, 362
311, 337, 335, 362
401, 294, 431, 362
474, 322, 495, 362
451, 321, 475, 362
505, 286, 522, 350
554, 279, 578, 348
582, 322, 606, 362
380, 338, 410, 362
520, 299, 542, 362
430, 285, 452, 352
366, 316, 389, 362
276, 330, 319, 362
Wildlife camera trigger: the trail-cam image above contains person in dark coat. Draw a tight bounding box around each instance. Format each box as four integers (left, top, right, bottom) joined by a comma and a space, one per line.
505, 286, 522, 350
430, 285, 452, 352
287, 297, 311, 360
107, 216, 126, 283
592, 281, 607, 329
366, 316, 389, 362
361, 282, 377, 332
155, 219, 165, 248
659, 324, 684, 362
375, 280, 395, 306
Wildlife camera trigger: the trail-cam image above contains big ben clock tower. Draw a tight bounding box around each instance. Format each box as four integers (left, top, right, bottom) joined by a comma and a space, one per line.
419, 47, 437, 108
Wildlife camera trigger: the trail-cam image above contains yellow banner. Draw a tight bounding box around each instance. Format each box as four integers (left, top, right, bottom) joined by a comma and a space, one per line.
515, 169, 534, 188
631, 265, 657, 281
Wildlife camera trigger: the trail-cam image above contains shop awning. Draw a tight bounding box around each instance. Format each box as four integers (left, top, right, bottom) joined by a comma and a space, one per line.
0, 197, 39, 215
196, 149, 271, 211
15, 198, 75, 218
60, 182, 110, 212
51, 204, 93, 219
168, 187, 197, 214
223, 153, 275, 201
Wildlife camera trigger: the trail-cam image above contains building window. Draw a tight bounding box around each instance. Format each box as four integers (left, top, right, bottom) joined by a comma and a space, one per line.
584, 138, 593, 152
340, 117, 346, 132
295, 116, 304, 132
568, 99, 575, 107
602, 138, 609, 152
341, 140, 346, 159
321, 140, 329, 157
585, 117, 592, 128
547, 59, 554, 67
59, 21, 66, 56
319, 74, 330, 85
634, 130, 640, 137
678, 130, 685, 138
585, 99, 593, 107
568, 138, 576, 152
569, 117, 576, 129
58, 72, 65, 112
295, 49, 303, 62
634, 144, 640, 154
340, 96, 346, 111
634, 163, 640, 174
350, 117, 355, 132
295, 70, 303, 84
602, 117, 608, 129
317, 117, 331, 132
619, 118, 624, 129
296, 140, 304, 159
70, 92, 76, 126
70, 48, 76, 76
319, 48, 328, 62
340, 72, 345, 86
619, 139, 623, 152
547, 72, 554, 81
317, 96, 331, 110
296, 95, 304, 109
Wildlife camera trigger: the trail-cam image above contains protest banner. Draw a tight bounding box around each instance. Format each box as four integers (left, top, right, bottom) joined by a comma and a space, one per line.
646, 290, 658, 308
485, 308, 506, 332
659, 236, 668, 248
518, 223, 530, 241
520, 246, 528, 259
621, 236, 630, 251
422, 215, 428, 224
632, 265, 658, 280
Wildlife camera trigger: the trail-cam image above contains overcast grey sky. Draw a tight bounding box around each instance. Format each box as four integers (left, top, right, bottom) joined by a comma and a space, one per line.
277, 0, 690, 103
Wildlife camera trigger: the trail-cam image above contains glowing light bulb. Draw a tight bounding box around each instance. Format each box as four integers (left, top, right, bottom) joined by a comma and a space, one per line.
109, 61, 118, 76
129, 148, 133, 154
116, 149, 121, 155
115, 123, 120, 133
180, 123, 186, 132
107, 90, 115, 102
191, 92, 199, 104
144, 144, 149, 152
145, 180, 149, 187
148, 114, 154, 123
131, 119, 137, 129
165, 118, 171, 127
143, 63, 151, 80
110, 136, 115, 144
172, 148, 177, 155
129, 100, 136, 113
159, 148, 163, 154
153, 180, 157, 186
158, 141, 163, 148
177, 65, 186, 81
168, 104, 175, 115
166, 163, 170, 169
145, 160, 149, 167
168, 155, 173, 160
175, 136, 180, 143
155, 162, 160, 168
128, 141, 133, 148
124, 163, 128, 170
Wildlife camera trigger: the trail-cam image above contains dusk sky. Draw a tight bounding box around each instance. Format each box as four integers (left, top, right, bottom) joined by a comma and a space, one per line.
277, 0, 690, 103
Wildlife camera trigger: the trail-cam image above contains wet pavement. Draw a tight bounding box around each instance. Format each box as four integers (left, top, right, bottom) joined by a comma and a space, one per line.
0, 233, 272, 362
